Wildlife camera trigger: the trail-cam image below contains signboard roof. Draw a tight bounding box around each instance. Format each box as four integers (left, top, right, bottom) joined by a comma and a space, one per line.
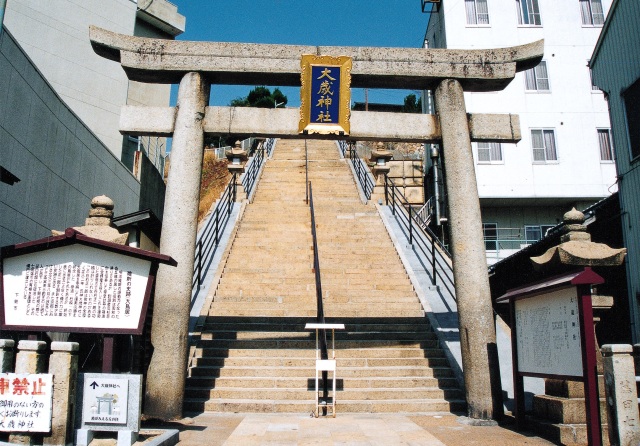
496, 267, 603, 303
0, 228, 175, 266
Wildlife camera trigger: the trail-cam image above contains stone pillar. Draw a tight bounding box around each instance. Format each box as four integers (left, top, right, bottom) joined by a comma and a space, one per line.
145, 72, 209, 420
10, 341, 47, 445
434, 79, 502, 421
0, 339, 15, 372
43, 342, 79, 446
603, 345, 640, 446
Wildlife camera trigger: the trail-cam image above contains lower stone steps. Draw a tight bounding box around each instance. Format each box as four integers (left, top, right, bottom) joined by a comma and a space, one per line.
183, 398, 466, 414
188, 366, 454, 380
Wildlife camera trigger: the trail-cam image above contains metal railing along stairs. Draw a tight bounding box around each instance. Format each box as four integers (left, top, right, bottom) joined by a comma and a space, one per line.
191, 138, 274, 292
383, 175, 456, 299
338, 140, 374, 200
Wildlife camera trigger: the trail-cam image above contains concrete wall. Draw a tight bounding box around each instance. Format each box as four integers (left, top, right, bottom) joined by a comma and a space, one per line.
3, 0, 137, 161
0, 29, 140, 247
3, 0, 183, 174
590, 0, 640, 342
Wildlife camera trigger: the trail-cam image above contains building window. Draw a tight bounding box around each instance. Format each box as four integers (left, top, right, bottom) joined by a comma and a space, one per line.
580, 0, 605, 26
531, 129, 558, 162
525, 61, 550, 91
465, 0, 490, 25
483, 223, 498, 251
477, 142, 503, 163
598, 129, 613, 161
623, 77, 640, 160
517, 0, 542, 25
588, 64, 600, 91
525, 225, 555, 243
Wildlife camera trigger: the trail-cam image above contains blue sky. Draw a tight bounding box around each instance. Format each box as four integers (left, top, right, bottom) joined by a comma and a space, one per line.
169, 1, 431, 108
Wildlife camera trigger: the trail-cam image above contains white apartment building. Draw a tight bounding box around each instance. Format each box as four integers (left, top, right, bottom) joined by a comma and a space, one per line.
424, 0, 616, 264
3, 0, 185, 175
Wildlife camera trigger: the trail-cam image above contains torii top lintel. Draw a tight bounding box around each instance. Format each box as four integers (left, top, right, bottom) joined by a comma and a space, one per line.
89, 26, 543, 92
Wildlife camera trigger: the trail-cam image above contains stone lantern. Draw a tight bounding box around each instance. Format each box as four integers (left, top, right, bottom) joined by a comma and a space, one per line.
369, 142, 393, 176
225, 141, 248, 174
52, 195, 128, 245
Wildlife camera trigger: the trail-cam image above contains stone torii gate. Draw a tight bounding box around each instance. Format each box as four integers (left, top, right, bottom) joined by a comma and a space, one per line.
89, 26, 543, 422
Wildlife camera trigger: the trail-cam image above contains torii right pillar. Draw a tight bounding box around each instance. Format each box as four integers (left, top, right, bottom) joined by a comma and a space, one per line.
435, 79, 503, 421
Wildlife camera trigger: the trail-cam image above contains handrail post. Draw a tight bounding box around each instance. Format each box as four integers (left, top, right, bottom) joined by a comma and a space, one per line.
409, 206, 413, 245
214, 207, 220, 245
431, 240, 437, 286
384, 175, 389, 205
197, 240, 203, 287
392, 183, 396, 216
232, 172, 237, 204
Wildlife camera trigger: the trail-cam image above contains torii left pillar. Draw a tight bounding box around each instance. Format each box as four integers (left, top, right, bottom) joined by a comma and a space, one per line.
145, 72, 209, 420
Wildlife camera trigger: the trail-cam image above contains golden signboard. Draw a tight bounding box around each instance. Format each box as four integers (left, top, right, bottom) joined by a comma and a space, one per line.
299, 55, 352, 135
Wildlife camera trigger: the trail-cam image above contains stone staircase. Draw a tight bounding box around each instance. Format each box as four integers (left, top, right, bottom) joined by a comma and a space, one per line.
185, 139, 465, 414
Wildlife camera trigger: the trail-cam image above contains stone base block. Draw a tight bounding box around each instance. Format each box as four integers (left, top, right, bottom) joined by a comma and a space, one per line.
533, 394, 606, 424
118, 430, 138, 446
527, 416, 609, 446
545, 377, 605, 398
76, 429, 93, 446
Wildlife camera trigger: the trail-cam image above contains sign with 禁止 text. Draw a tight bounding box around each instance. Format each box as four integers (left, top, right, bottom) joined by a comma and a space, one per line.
1, 244, 152, 334
0, 373, 53, 432
299, 55, 351, 135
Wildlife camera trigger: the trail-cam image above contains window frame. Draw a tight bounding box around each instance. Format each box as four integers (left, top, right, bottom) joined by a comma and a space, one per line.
524, 61, 550, 92
516, 0, 542, 26
465, 0, 491, 26
483, 223, 498, 251
597, 128, 614, 162
580, 0, 605, 26
524, 224, 554, 243
531, 128, 559, 164
476, 142, 503, 164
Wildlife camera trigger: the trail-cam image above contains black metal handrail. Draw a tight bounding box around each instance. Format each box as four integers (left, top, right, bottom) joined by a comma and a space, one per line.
241, 139, 266, 199
384, 175, 456, 299
337, 140, 348, 158
308, 182, 329, 405
263, 138, 275, 157
347, 142, 375, 200
192, 173, 237, 291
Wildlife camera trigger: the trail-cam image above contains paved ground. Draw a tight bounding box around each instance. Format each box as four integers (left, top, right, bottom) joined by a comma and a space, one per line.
146, 412, 555, 446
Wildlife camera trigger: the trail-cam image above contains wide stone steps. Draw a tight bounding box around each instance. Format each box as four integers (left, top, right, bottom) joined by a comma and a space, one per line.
191, 356, 448, 370
183, 398, 465, 414
210, 300, 422, 311
196, 330, 438, 341
185, 386, 462, 401
187, 139, 464, 415
187, 374, 457, 387
187, 365, 454, 379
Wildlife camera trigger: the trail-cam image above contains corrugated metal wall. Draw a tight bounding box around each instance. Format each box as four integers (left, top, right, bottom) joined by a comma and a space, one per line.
591, 0, 640, 342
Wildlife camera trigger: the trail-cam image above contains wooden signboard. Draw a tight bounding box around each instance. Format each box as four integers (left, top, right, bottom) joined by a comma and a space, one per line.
1, 229, 175, 335
497, 268, 604, 446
